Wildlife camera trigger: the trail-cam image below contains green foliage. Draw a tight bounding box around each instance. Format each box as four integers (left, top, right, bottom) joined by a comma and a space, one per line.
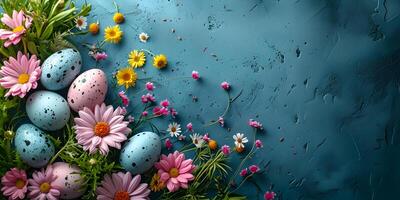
54, 121, 121, 200
0, 0, 91, 59
0, 87, 25, 176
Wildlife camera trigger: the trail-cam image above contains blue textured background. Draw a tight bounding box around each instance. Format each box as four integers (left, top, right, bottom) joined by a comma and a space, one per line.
73, 0, 400, 199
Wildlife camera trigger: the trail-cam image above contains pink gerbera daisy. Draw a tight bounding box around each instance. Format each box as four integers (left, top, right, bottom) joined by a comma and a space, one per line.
154, 151, 196, 192
96, 172, 150, 200
27, 165, 60, 200
0, 51, 41, 98
1, 168, 28, 200
74, 103, 131, 155
0, 10, 32, 47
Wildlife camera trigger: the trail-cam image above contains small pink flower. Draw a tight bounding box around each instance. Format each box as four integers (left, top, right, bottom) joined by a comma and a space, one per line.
221, 81, 230, 90
142, 111, 148, 117
118, 91, 129, 107
153, 106, 169, 116
249, 119, 263, 130
0, 51, 41, 98
239, 168, 248, 177
264, 191, 276, 200
202, 133, 210, 142
221, 145, 231, 155
160, 99, 170, 107
218, 116, 224, 127
249, 165, 260, 173
74, 103, 131, 155
94, 52, 107, 61
145, 82, 154, 91
255, 140, 263, 148
1, 168, 28, 200
186, 122, 193, 132
170, 108, 178, 118
127, 115, 134, 123
28, 165, 60, 200
96, 172, 150, 199
154, 151, 196, 192
141, 93, 155, 103
165, 138, 173, 150
192, 70, 200, 80
178, 135, 186, 141
0, 10, 32, 47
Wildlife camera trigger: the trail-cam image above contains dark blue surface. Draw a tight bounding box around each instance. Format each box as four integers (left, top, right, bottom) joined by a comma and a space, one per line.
73, 0, 400, 199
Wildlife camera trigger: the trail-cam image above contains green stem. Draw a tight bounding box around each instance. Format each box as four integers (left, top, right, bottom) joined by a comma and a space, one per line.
224, 128, 258, 194
140, 48, 155, 56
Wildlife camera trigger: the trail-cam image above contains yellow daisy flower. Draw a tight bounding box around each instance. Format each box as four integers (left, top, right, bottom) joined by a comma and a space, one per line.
153, 54, 167, 69
116, 67, 137, 89
128, 50, 146, 68
104, 25, 123, 44
113, 12, 125, 24
150, 174, 165, 192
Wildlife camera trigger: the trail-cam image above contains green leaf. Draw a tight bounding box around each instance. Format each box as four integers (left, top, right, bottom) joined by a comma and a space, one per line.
41, 23, 54, 40
27, 41, 38, 55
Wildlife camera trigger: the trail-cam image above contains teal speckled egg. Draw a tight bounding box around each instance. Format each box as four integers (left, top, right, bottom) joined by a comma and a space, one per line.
14, 124, 55, 168
40, 49, 82, 91
26, 91, 70, 131
120, 132, 161, 174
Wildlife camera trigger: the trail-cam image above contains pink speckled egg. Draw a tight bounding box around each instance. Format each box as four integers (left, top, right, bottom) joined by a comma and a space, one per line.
52, 162, 85, 199
67, 69, 107, 112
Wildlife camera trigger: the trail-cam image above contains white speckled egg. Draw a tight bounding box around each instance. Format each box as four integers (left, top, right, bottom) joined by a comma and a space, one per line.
14, 124, 55, 168
67, 69, 107, 112
52, 162, 85, 199
120, 132, 161, 174
26, 91, 70, 131
40, 49, 82, 91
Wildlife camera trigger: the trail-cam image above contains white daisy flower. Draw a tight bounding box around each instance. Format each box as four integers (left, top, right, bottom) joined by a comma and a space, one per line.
75, 16, 88, 30
233, 133, 248, 149
139, 32, 149, 43
190, 133, 205, 148
167, 122, 181, 137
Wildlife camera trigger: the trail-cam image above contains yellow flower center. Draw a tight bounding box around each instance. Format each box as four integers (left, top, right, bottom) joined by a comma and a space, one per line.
39, 182, 51, 193
237, 138, 242, 143
18, 73, 30, 84
170, 127, 176, 132
13, 25, 25, 33
140, 35, 147, 40
133, 55, 140, 62
94, 122, 110, 137
114, 191, 129, 200
122, 73, 132, 81
15, 179, 25, 189
157, 60, 165, 67
169, 168, 179, 178
108, 30, 116, 37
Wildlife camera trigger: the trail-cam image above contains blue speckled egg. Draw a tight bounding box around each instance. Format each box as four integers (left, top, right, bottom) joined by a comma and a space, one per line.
40, 48, 82, 90
120, 132, 161, 174
26, 91, 70, 131
14, 124, 55, 168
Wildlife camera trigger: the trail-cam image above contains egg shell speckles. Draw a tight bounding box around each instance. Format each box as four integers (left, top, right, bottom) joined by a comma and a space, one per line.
26, 91, 70, 131
120, 132, 161, 174
14, 124, 55, 168
40, 49, 82, 91
67, 68, 107, 112
52, 162, 85, 199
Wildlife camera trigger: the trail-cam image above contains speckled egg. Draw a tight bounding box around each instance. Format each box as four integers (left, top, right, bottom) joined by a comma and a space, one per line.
14, 124, 55, 168
120, 132, 161, 174
26, 91, 70, 131
52, 162, 85, 199
40, 49, 82, 91
67, 69, 107, 112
